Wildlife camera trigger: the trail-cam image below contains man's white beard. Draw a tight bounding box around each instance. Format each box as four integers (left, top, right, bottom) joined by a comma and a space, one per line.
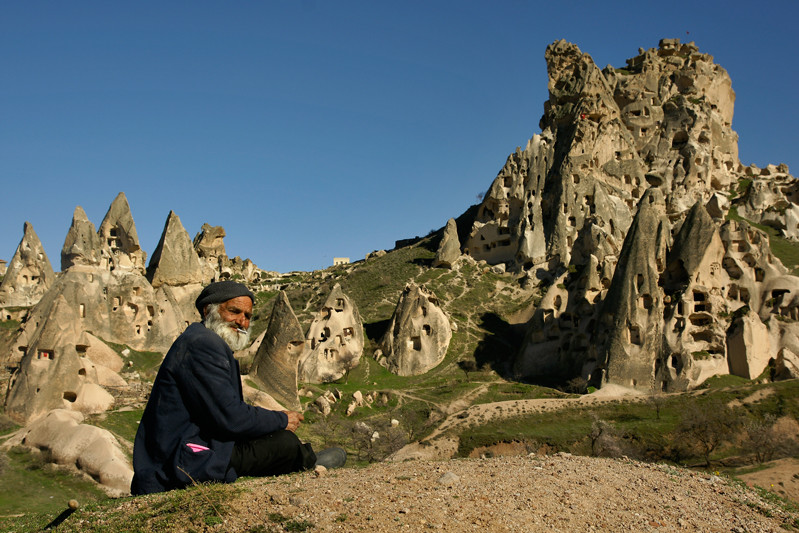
205, 304, 251, 351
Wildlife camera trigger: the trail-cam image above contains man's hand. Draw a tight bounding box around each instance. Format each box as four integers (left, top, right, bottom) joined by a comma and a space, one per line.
283, 410, 304, 432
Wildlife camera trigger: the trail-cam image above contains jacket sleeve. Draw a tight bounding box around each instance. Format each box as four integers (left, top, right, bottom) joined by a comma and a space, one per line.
176, 334, 288, 441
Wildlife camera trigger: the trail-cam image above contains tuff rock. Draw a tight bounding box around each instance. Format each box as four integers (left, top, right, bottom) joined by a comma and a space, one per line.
2, 409, 133, 494
298, 284, 364, 383
0, 222, 55, 307
97, 192, 147, 273
433, 218, 461, 268
147, 211, 209, 288
250, 291, 304, 410
505, 39, 799, 392
380, 282, 452, 376
5, 295, 118, 423
61, 206, 101, 270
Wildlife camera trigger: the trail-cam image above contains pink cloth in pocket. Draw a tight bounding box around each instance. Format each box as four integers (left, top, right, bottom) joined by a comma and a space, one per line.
186, 443, 210, 453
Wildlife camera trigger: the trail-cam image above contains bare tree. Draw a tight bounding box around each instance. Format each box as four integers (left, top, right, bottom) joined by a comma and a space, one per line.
458, 360, 478, 381
649, 384, 666, 420
675, 400, 741, 467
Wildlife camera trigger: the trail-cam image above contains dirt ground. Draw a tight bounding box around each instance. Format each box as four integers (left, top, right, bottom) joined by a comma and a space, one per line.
738, 457, 799, 504
100, 453, 799, 532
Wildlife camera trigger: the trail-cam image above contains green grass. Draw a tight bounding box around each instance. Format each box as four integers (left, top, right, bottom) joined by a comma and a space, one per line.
0, 446, 107, 521
102, 340, 164, 380
455, 379, 799, 463
0, 482, 245, 533
698, 374, 751, 389
86, 409, 143, 446
0, 319, 20, 330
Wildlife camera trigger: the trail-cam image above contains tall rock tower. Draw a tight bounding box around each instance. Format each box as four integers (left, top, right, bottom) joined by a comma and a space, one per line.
0, 222, 55, 308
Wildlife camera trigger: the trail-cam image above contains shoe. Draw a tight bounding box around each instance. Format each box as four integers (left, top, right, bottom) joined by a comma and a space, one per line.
314, 447, 347, 469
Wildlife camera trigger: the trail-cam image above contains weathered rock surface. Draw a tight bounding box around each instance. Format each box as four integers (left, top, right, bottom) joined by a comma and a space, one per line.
97, 192, 147, 273
727, 311, 771, 379
5, 295, 117, 423
380, 282, 452, 376
433, 218, 461, 268
298, 284, 364, 383
250, 291, 303, 410
61, 206, 101, 270
0, 222, 55, 307
504, 39, 799, 392
146, 211, 209, 288
3, 409, 133, 494
193, 223, 227, 261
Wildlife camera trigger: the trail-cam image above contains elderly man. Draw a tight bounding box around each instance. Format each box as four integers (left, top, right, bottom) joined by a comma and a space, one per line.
131, 281, 344, 495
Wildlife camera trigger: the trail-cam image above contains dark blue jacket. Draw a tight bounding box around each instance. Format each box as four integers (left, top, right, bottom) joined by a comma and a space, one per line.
131, 322, 288, 495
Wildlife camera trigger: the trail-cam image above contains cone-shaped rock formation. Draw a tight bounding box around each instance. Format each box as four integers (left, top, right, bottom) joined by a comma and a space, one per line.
0, 222, 55, 307
298, 284, 364, 383
380, 282, 452, 376
250, 291, 304, 410
147, 211, 209, 288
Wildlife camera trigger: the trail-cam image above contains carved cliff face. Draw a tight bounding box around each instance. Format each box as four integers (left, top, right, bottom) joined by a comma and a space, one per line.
297, 284, 364, 383
508, 39, 799, 393
380, 282, 452, 377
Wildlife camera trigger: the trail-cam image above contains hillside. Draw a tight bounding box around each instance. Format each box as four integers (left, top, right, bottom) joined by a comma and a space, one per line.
3, 36, 799, 526
3, 447, 798, 532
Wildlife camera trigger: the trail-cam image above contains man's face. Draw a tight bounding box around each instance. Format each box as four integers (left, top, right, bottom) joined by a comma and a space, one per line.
204, 296, 253, 351
215, 296, 253, 332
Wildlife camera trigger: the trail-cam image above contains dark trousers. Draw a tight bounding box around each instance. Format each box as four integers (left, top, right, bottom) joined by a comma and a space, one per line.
229, 430, 316, 477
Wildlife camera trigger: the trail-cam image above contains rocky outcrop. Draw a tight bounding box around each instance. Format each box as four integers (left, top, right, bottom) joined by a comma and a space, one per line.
0, 222, 55, 308
61, 206, 101, 270
298, 284, 364, 383
193, 223, 228, 281
734, 164, 798, 240
250, 291, 304, 410
433, 219, 461, 268
5, 295, 117, 423
379, 283, 452, 376
146, 211, 209, 288
193, 223, 227, 261
97, 192, 147, 273
3, 409, 133, 494
727, 311, 771, 379
500, 39, 799, 392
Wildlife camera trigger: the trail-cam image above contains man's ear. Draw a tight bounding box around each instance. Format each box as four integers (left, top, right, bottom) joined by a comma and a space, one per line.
202, 305, 209, 318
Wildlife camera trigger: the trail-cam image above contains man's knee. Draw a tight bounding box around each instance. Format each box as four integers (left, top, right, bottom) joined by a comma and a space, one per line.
270, 429, 303, 450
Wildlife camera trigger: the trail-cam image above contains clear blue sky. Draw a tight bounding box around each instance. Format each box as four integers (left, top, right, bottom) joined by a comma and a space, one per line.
2, 1, 797, 273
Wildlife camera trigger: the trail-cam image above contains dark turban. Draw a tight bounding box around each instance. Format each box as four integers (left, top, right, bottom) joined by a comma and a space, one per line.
195, 281, 255, 316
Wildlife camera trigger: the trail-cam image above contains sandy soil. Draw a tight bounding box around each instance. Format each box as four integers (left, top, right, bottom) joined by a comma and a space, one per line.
739, 457, 799, 504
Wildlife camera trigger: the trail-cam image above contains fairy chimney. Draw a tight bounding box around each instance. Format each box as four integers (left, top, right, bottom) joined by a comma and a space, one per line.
0, 222, 55, 307
146, 211, 209, 288
380, 282, 452, 376
61, 206, 101, 270
298, 284, 364, 383
250, 292, 304, 410
97, 192, 146, 273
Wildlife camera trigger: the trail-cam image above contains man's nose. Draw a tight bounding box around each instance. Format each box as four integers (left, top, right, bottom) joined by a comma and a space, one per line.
235, 314, 250, 329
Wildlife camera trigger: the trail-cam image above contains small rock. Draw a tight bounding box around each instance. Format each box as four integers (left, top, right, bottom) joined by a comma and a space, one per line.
437, 472, 459, 486
289, 495, 307, 507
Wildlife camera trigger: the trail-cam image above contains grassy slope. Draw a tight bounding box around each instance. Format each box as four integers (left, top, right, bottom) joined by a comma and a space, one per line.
4, 225, 799, 522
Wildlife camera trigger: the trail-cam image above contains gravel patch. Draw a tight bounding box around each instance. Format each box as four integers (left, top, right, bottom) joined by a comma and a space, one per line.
219, 454, 797, 532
